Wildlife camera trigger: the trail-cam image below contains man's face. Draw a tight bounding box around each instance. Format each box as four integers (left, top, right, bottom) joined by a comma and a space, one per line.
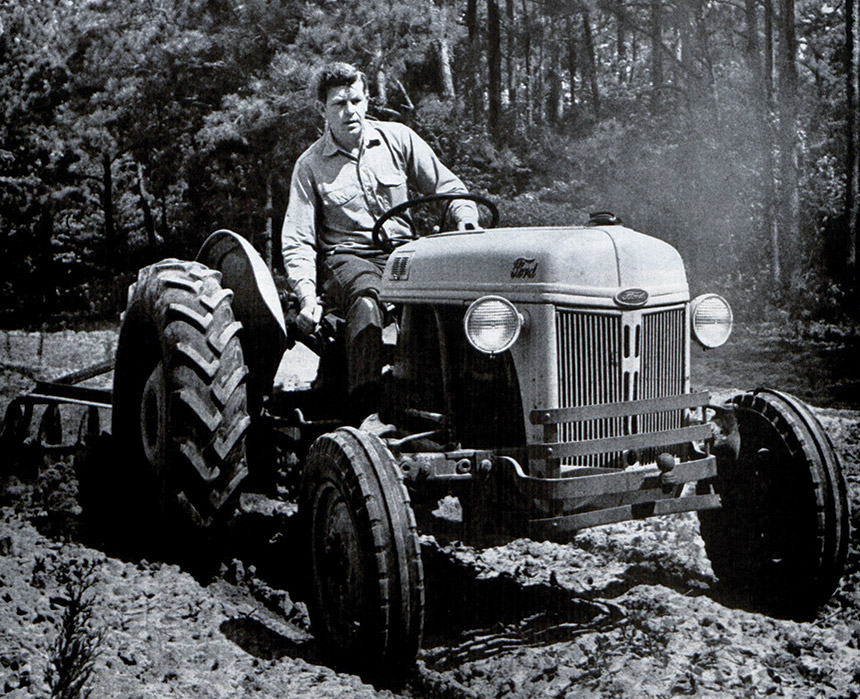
321, 78, 368, 150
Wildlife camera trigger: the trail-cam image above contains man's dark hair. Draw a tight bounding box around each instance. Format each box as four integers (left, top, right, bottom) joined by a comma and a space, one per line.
313, 62, 368, 104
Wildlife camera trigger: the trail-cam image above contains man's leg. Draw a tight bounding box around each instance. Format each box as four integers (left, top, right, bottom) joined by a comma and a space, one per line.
318, 253, 387, 424
345, 295, 383, 422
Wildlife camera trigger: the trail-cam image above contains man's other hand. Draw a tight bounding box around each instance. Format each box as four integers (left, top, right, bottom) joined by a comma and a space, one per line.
297, 299, 323, 336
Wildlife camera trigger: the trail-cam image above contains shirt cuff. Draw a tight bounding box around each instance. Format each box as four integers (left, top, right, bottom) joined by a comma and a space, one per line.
291, 279, 318, 306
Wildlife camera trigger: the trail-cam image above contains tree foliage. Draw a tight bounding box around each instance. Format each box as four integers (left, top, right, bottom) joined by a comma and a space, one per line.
0, 0, 857, 325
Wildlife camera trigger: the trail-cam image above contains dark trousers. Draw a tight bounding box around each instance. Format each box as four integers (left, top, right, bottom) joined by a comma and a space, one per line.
318, 252, 388, 423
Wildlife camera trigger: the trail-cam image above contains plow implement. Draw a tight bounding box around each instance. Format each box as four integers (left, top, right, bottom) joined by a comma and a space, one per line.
1, 359, 114, 467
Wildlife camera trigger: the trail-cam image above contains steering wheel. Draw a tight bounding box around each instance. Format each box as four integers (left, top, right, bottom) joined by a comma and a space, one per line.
371, 193, 500, 254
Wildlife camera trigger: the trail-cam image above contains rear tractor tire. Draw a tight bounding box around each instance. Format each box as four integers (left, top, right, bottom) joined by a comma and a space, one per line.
300, 427, 424, 676
698, 389, 848, 618
112, 259, 251, 535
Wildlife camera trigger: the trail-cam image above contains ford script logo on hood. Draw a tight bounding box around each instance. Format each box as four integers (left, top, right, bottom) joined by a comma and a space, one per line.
511, 257, 539, 279
615, 288, 649, 308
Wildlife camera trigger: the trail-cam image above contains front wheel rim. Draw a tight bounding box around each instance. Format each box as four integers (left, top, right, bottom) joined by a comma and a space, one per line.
311, 480, 366, 648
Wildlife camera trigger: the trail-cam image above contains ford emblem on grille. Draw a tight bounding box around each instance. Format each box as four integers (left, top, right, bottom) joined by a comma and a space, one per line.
615, 288, 649, 307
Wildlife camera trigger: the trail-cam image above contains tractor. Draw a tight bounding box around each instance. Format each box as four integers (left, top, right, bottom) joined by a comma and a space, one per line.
2, 194, 849, 675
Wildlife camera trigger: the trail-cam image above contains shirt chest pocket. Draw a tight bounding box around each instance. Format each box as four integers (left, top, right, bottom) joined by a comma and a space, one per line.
318, 182, 362, 208
375, 170, 407, 208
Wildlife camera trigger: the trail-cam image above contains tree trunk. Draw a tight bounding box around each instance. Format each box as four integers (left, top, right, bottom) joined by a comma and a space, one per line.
437, 37, 456, 99
101, 151, 128, 274
567, 16, 577, 113
376, 68, 387, 106
137, 163, 156, 248
744, 0, 762, 87
521, 0, 533, 126
467, 0, 477, 41
650, 0, 664, 111
487, 0, 503, 140
159, 200, 169, 246
678, 0, 695, 98
582, 6, 600, 120
776, 0, 799, 286
102, 152, 115, 250
694, 1, 716, 104
36, 200, 55, 313
536, 12, 547, 124
506, 0, 516, 110
764, 0, 775, 95
271, 174, 288, 273
373, 37, 387, 106
746, 0, 777, 285
100, 151, 127, 310
467, 0, 481, 121
257, 173, 273, 268
616, 0, 627, 83
764, 0, 780, 284
547, 39, 563, 126
847, 0, 859, 291
630, 28, 638, 83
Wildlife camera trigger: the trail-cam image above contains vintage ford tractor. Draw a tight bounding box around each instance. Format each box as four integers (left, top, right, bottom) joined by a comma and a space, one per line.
5, 195, 846, 674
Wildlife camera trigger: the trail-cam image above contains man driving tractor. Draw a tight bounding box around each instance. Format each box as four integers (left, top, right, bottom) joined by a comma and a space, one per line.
281, 61, 479, 423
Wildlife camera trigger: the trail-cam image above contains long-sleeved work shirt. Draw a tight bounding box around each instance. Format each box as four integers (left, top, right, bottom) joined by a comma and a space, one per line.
281, 119, 478, 305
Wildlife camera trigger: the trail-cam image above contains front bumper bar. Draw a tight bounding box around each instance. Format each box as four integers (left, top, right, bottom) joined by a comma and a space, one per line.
528, 391, 712, 462
396, 391, 722, 541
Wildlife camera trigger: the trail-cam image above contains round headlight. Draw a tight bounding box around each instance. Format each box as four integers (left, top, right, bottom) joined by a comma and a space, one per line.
464, 296, 523, 355
691, 293, 733, 348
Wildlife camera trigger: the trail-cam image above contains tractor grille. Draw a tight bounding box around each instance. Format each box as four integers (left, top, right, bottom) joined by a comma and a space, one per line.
640, 307, 686, 428
556, 306, 686, 467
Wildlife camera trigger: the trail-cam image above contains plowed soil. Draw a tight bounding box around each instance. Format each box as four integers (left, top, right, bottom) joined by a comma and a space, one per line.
1, 325, 859, 698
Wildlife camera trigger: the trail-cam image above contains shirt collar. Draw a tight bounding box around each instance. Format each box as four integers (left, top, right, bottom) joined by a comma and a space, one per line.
322, 120, 383, 158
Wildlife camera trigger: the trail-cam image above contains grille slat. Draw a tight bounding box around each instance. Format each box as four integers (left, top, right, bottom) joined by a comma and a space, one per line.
640, 308, 685, 460
556, 307, 686, 467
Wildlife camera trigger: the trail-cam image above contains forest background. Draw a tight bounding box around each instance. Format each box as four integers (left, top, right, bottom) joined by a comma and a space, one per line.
1, 0, 859, 330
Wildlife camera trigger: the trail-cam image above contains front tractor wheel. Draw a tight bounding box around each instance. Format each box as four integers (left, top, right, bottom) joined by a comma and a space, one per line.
112, 259, 250, 534
300, 428, 424, 675
699, 389, 848, 617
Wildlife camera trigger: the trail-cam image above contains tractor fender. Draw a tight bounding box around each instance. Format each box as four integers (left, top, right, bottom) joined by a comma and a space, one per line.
197, 230, 288, 406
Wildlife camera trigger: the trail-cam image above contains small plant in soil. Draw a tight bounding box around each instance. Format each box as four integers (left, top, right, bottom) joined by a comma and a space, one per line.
46, 557, 104, 699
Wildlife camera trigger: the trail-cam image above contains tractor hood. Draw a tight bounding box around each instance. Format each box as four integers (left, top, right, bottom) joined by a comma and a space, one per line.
379, 225, 689, 308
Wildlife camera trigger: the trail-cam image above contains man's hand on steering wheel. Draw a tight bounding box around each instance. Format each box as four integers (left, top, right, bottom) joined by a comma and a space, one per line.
371, 192, 499, 253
